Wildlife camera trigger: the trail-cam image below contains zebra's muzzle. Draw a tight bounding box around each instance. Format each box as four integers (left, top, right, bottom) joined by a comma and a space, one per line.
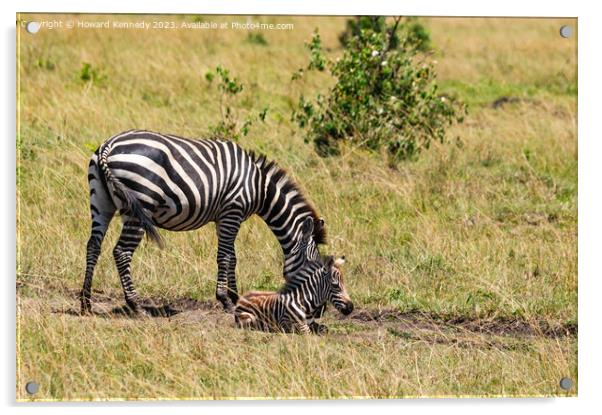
339, 301, 354, 316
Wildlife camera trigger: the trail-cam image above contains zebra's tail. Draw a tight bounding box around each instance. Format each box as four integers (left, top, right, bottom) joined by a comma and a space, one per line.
97, 144, 164, 248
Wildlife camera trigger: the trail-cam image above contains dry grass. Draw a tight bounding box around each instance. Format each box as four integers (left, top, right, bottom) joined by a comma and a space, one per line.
17, 14, 577, 400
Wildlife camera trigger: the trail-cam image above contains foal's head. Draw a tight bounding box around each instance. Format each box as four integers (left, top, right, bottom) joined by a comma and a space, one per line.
323, 256, 354, 316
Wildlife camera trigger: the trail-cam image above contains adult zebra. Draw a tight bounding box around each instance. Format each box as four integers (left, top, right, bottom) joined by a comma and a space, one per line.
81, 129, 326, 314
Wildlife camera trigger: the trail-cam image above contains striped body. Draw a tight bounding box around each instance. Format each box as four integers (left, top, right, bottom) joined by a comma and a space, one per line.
235, 256, 352, 334
81, 130, 326, 314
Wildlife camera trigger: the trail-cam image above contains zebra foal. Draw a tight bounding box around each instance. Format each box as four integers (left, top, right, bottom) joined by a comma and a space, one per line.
235, 221, 353, 334
234, 256, 352, 334
82, 130, 326, 314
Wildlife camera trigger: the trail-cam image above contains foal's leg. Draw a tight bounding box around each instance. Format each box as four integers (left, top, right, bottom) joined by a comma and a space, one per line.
297, 322, 312, 335
308, 304, 329, 334
288, 308, 311, 335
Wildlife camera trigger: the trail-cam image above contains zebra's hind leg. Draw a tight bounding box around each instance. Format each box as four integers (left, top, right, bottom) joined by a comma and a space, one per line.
81, 211, 114, 314
81, 153, 116, 314
113, 220, 146, 314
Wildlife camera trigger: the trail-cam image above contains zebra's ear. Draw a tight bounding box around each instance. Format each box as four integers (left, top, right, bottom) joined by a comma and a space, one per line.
314, 217, 325, 233
334, 256, 346, 268
300, 216, 314, 241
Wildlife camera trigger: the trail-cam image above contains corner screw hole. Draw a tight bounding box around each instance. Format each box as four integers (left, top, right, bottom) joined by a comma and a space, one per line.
559, 25, 572, 38
25, 381, 39, 395
559, 377, 573, 390
25, 21, 41, 34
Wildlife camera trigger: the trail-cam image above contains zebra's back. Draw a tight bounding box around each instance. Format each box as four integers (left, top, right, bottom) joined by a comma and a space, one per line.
97, 130, 260, 231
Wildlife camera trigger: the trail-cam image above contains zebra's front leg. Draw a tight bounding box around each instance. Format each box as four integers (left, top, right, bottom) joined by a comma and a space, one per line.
113, 221, 146, 314
216, 217, 242, 312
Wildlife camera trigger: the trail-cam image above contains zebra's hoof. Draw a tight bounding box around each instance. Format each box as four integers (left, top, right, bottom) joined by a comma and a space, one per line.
217, 294, 236, 314
125, 301, 150, 317
223, 303, 236, 314
80, 301, 92, 315
79, 290, 92, 315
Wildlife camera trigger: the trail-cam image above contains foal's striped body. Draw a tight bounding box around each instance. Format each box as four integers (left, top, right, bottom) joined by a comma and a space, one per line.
235, 253, 352, 334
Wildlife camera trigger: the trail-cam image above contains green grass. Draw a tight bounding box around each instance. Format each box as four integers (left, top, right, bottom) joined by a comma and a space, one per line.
17, 14, 577, 400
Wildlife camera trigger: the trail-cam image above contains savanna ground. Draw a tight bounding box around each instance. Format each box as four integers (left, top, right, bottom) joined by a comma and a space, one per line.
16, 15, 577, 400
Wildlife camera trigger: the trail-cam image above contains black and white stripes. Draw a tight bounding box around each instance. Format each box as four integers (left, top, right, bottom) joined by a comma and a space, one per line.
234, 219, 352, 334
233, 258, 349, 335
81, 129, 326, 314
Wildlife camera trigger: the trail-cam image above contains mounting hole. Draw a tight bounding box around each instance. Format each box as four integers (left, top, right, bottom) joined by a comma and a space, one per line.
25, 21, 41, 34
559, 25, 573, 38
559, 377, 573, 390
25, 381, 39, 395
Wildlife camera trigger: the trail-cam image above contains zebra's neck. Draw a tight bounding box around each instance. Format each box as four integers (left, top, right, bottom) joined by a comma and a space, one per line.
254, 157, 325, 276
280, 261, 329, 313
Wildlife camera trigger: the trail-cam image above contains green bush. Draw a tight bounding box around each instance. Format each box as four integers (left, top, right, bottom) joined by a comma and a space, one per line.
204, 65, 268, 141
338, 16, 431, 52
293, 17, 465, 164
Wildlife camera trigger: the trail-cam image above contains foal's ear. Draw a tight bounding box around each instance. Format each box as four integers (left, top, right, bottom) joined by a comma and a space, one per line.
325, 256, 335, 268
334, 256, 346, 268
314, 217, 325, 233
300, 216, 314, 240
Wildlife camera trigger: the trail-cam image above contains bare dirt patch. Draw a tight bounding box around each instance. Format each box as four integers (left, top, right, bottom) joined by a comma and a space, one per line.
346, 307, 577, 339
47, 289, 577, 343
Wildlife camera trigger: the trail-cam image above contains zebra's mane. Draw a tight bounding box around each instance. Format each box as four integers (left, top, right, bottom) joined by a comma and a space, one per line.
278, 256, 330, 295
249, 151, 327, 245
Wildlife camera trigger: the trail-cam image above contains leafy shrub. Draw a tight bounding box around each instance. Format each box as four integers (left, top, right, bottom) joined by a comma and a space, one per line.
293, 17, 465, 164
338, 16, 431, 52
204, 65, 268, 141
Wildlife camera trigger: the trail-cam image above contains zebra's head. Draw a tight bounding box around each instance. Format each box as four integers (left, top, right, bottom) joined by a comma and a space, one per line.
324, 256, 354, 316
